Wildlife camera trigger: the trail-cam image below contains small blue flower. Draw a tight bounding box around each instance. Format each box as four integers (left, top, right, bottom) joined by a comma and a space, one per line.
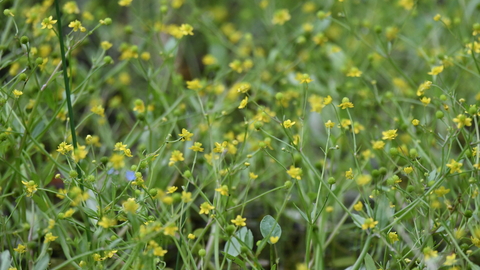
125, 170, 136, 181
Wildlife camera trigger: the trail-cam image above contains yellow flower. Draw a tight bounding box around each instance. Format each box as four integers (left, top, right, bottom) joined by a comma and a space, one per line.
356, 174, 372, 186
178, 128, 193, 141
444, 253, 457, 266
272, 9, 291, 25
181, 191, 192, 203
412, 119, 420, 126
346, 67, 362, 77
215, 185, 229, 196
238, 97, 248, 109
166, 186, 178, 194
169, 150, 184, 166
423, 247, 438, 260
420, 96, 431, 106
57, 142, 74, 155
388, 232, 399, 243
353, 201, 363, 211
298, 74, 313, 84
44, 232, 58, 243
122, 198, 139, 214
13, 89, 23, 98
249, 172, 258, 179
371, 140, 385, 150
398, 0, 414, 10
90, 105, 105, 117
446, 159, 462, 174
199, 202, 215, 215
433, 14, 441, 21
22, 180, 38, 197
361, 218, 378, 230
345, 168, 354, 179
213, 141, 227, 153
427, 65, 444, 75
283, 119, 296, 128
188, 233, 196, 239
63, 1, 80, 14
452, 114, 472, 129
270, 236, 280, 244
287, 166, 302, 180
338, 100, 354, 109
325, 120, 335, 129
237, 82, 251, 93
179, 24, 194, 36
472, 237, 480, 247
68, 20, 86, 32
41, 16, 57, 29
382, 129, 398, 140
229, 59, 243, 73
416, 81, 432, 96
63, 208, 76, 218
231, 215, 247, 226
163, 224, 178, 236
14, 244, 26, 253
324, 95, 333, 105
308, 95, 327, 113
403, 166, 413, 174
114, 142, 128, 152
110, 154, 125, 169
72, 144, 88, 162
189, 142, 204, 152
98, 217, 117, 228
186, 79, 203, 90
133, 99, 145, 113
202, 54, 217, 65
118, 0, 132, 6
154, 246, 168, 256
434, 186, 450, 196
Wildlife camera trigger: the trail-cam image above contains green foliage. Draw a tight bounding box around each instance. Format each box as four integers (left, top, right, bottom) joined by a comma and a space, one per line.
1, 0, 480, 269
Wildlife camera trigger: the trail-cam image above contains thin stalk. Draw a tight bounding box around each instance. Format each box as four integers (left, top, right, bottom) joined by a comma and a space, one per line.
54, 0, 82, 181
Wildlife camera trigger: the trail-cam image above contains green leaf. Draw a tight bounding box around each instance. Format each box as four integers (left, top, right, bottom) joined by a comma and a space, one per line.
260, 215, 282, 244
221, 252, 247, 268
292, 203, 309, 222
0, 251, 12, 270
35, 254, 50, 270
31, 194, 50, 213
351, 213, 365, 230
224, 227, 253, 258
364, 253, 376, 270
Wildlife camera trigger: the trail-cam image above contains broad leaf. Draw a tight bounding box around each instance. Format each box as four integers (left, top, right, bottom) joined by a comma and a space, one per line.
260, 215, 282, 244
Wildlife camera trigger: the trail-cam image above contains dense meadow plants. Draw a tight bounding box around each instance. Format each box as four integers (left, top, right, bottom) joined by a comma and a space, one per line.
1, 0, 480, 269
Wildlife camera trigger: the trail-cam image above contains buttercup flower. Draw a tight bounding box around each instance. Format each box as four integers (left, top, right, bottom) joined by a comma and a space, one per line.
427, 65, 444, 75
14, 244, 26, 254
283, 119, 296, 128
44, 232, 58, 243
287, 166, 302, 180
346, 67, 362, 77
382, 129, 398, 140
361, 218, 378, 230
41, 16, 57, 29
199, 202, 215, 215
189, 142, 204, 152
231, 215, 247, 226
68, 20, 86, 32
178, 128, 193, 141
272, 9, 291, 25
446, 159, 462, 174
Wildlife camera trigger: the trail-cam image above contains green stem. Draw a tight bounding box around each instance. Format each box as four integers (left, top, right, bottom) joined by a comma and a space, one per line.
54, 0, 82, 182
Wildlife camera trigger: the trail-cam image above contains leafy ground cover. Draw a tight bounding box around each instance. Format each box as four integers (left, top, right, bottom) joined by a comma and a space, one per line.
1, 0, 480, 269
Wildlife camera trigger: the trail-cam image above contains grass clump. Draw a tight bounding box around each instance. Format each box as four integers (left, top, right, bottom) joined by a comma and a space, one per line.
1, 0, 480, 269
